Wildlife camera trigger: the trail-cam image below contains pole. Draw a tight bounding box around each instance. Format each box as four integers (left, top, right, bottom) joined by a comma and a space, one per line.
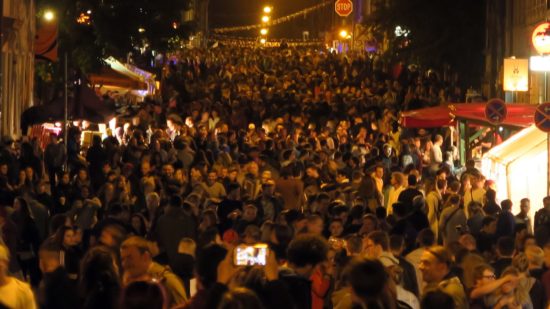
545, 71, 548, 102
0, 3, 4, 127
548, 132, 550, 196
63, 52, 68, 172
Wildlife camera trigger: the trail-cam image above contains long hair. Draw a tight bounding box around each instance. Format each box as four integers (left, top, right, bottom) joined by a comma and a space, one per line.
79, 246, 121, 309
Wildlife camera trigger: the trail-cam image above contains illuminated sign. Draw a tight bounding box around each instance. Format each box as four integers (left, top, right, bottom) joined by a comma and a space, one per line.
503, 58, 528, 91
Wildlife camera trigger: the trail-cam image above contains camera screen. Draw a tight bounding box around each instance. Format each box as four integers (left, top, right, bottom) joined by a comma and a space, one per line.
234, 244, 268, 266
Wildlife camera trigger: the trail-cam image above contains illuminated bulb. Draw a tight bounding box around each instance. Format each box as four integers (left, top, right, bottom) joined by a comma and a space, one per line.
260, 38, 267, 44
262, 16, 270, 23
44, 10, 55, 21
339, 30, 348, 38
263, 6, 272, 14
260, 28, 268, 35
138, 28, 146, 33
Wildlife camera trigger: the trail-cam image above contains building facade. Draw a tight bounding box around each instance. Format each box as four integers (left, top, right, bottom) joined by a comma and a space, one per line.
485, 0, 549, 104
1, 0, 35, 137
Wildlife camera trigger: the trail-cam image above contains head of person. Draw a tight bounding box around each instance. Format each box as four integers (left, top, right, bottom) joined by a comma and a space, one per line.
286, 234, 329, 277
472, 263, 496, 288
329, 219, 344, 238
80, 246, 121, 301
544, 196, 550, 210
346, 258, 393, 308
195, 244, 228, 290
496, 236, 515, 258
55, 225, 75, 248
218, 287, 264, 309
39, 239, 62, 274
519, 198, 530, 215
120, 236, 154, 281
120, 281, 168, 309
306, 214, 324, 235
421, 290, 455, 309
419, 246, 452, 284
525, 245, 544, 269
501, 199, 512, 212
364, 231, 390, 259
417, 228, 436, 248
407, 174, 417, 187
481, 216, 497, 234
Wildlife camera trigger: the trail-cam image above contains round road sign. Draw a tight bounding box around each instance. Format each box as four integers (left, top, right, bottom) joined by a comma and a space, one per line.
485, 98, 507, 124
535, 102, 550, 132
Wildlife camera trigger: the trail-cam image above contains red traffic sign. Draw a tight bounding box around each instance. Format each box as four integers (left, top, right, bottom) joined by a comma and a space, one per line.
535, 103, 550, 132
485, 98, 507, 124
335, 0, 353, 17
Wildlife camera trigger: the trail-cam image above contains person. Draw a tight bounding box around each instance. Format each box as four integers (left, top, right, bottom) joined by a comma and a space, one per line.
398, 174, 423, 209
79, 245, 121, 309
153, 195, 197, 271
419, 245, 468, 309
346, 258, 403, 309
425, 178, 445, 242
407, 228, 435, 292
476, 216, 497, 256
439, 194, 467, 245
217, 287, 265, 309
279, 234, 329, 309
390, 234, 420, 297
429, 134, 444, 174
534, 196, 550, 233
120, 236, 187, 307
495, 199, 515, 239
421, 290, 456, 309
515, 198, 533, 235
492, 236, 515, 278
44, 134, 66, 194
120, 281, 169, 309
386, 172, 406, 215
469, 263, 518, 309
0, 242, 36, 309
37, 239, 79, 309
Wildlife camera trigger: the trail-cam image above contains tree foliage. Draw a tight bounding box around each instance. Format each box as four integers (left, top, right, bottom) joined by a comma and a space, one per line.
36, 0, 194, 73
365, 0, 485, 85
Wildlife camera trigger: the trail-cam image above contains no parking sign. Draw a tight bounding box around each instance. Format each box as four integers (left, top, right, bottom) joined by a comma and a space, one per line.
485, 98, 507, 124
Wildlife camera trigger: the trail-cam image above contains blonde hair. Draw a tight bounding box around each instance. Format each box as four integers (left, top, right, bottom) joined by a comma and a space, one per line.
525, 245, 545, 267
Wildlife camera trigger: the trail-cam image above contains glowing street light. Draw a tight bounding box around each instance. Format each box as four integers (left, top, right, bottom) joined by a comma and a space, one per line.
44, 10, 55, 21
262, 15, 270, 23
260, 38, 267, 44
339, 30, 349, 38
260, 28, 268, 36
263, 6, 272, 14
138, 27, 146, 33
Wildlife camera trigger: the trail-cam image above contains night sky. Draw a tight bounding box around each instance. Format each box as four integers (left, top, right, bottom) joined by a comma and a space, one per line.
209, 0, 332, 39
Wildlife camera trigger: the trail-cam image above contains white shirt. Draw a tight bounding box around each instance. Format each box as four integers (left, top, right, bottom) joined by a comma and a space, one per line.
0, 277, 36, 309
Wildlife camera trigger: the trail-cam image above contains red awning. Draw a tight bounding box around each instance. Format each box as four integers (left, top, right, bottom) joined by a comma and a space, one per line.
401, 103, 537, 128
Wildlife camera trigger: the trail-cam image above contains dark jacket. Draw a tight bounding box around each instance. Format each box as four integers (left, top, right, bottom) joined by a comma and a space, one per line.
40, 267, 79, 309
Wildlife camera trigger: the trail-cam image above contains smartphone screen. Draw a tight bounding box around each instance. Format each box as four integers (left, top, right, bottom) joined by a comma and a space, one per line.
233, 243, 268, 266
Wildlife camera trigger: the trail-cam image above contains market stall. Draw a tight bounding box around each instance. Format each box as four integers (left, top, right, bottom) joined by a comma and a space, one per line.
481, 125, 548, 218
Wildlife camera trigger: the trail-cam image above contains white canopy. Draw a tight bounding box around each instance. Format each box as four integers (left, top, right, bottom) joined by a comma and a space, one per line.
482, 125, 548, 218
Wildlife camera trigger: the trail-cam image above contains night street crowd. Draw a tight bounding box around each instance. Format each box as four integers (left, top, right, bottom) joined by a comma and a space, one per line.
1, 46, 549, 309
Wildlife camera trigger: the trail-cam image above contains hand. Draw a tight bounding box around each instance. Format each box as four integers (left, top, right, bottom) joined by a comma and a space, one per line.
264, 249, 279, 281
217, 248, 239, 285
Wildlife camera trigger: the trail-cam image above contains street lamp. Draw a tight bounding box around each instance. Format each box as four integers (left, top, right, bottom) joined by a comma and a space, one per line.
260, 38, 267, 44
263, 6, 272, 14
261, 15, 270, 23
260, 28, 268, 36
44, 10, 55, 22
339, 30, 348, 39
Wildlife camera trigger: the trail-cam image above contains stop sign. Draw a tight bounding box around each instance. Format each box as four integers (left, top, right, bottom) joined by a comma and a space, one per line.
335, 0, 353, 17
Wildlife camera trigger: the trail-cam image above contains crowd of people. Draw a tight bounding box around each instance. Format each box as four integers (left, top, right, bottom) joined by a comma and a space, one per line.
0, 45, 549, 309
